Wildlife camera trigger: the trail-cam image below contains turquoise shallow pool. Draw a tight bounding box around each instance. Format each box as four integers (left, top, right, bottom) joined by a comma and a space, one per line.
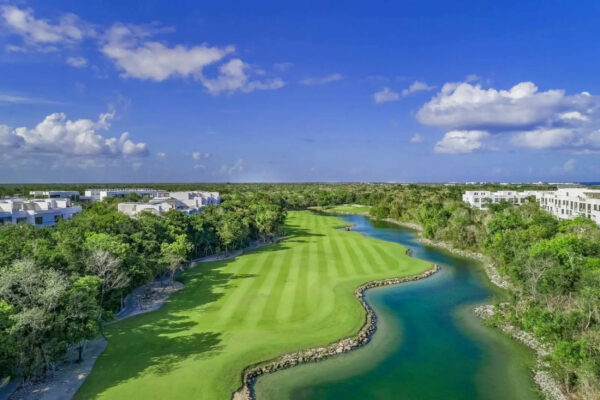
254, 215, 540, 400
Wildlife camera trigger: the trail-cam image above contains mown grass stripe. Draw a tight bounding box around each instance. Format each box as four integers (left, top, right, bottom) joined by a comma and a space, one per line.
275, 233, 303, 323
216, 251, 272, 326
230, 251, 278, 326
75, 211, 432, 400
338, 233, 366, 275
353, 238, 385, 274
256, 243, 295, 327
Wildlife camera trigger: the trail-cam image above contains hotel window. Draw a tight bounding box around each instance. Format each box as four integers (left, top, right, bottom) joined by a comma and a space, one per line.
35, 216, 43, 225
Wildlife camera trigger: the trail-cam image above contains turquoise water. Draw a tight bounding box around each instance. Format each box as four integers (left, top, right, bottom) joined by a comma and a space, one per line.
254, 215, 539, 400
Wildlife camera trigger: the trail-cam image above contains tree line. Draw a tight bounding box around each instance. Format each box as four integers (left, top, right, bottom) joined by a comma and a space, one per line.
0, 191, 285, 380
2, 182, 597, 397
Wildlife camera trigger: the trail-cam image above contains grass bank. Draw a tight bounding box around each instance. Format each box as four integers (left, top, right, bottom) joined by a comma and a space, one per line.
75, 211, 430, 400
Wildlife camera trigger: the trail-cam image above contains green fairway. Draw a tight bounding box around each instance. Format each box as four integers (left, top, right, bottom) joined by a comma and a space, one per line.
322, 204, 372, 214
75, 211, 431, 400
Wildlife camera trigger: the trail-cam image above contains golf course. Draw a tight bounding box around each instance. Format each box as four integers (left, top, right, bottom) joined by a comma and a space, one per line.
74, 211, 432, 399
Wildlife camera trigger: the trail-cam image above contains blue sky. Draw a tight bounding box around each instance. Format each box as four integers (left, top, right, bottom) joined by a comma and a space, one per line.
0, 0, 599, 183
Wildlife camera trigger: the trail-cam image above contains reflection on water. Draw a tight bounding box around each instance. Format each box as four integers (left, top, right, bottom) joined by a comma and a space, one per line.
254, 215, 539, 400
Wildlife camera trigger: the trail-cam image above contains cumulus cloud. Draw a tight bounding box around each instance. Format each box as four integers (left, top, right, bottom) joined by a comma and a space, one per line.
101, 24, 233, 81
0, 111, 148, 158
401, 81, 435, 96
434, 130, 489, 154
417, 81, 600, 153
374, 81, 434, 104
511, 128, 575, 149
66, 56, 87, 67
101, 24, 284, 94
410, 133, 424, 143
157, 152, 166, 158
373, 87, 399, 104
416, 81, 583, 129
200, 59, 285, 94
1, 5, 93, 49
300, 73, 343, 86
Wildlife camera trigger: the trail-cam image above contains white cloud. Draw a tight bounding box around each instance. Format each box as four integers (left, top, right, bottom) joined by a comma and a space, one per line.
157, 152, 166, 158
200, 59, 285, 94
0, 93, 60, 105
434, 130, 489, 154
192, 152, 212, 160
300, 73, 343, 86
374, 81, 434, 104
511, 128, 575, 149
373, 87, 399, 104
1, 5, 92, 49
220, 158, 245, 175
101, 24, 283, 95
418, 81, 600, 153
101, 24, 233, 82
0, 111, 148, 158
558, 111, 588, 122
410, 133, 424, 143
66, 56, 87, 67
417, 81, 586, 129
401, 80, 435, 96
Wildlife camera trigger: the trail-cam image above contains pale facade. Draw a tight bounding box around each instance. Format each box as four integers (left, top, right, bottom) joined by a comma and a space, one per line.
0, 198, 82, 226
537, 188, 600, 225
462, 190, 544, 209
463, 188, 600, 225
84, 188, 168, 201
168, 191, 221, 207
118, 191, 220, 217
30, 190, 81, 201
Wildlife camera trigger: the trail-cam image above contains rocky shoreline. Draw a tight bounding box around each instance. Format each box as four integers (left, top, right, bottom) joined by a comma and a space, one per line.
380, 216, 565, 400
231, 265, 440, 400
474, 305, 567, 400
377, 218, 511, 290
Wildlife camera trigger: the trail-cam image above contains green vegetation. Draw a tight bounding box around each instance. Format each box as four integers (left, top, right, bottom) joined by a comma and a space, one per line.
365, 188, 600, 398
321, 204, 372, 214
0, 192, 285, 380
1, 182, 598, 397
74, 211, 430, 399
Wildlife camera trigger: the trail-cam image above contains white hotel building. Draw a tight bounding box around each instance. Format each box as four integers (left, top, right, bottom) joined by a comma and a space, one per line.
84, 188, 168, 201
537, 188, 600, 225
0, 198, 82, 226
118, 191, 221, 217
461, 190, 545, 209
30, 190, 81, 201
463, 188, 600, 225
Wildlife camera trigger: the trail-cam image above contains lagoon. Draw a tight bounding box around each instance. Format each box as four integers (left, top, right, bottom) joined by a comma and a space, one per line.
255, 215, 540, 400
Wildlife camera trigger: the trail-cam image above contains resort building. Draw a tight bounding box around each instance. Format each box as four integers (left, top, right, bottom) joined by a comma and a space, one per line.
84, 188, 169, 201
462, 190, 544, 209
29, 190, 81, 201
463, 188, 600, 225
117, 191, 220, 217
168, 191, 222, 207
537, 188, 600, 225
0, 198, 82, 226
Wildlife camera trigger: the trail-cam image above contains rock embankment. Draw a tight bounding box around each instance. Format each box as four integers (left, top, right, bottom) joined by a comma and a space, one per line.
474, 305, 567, 400
231, 265, 440, 400
378, 217, 511, 290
